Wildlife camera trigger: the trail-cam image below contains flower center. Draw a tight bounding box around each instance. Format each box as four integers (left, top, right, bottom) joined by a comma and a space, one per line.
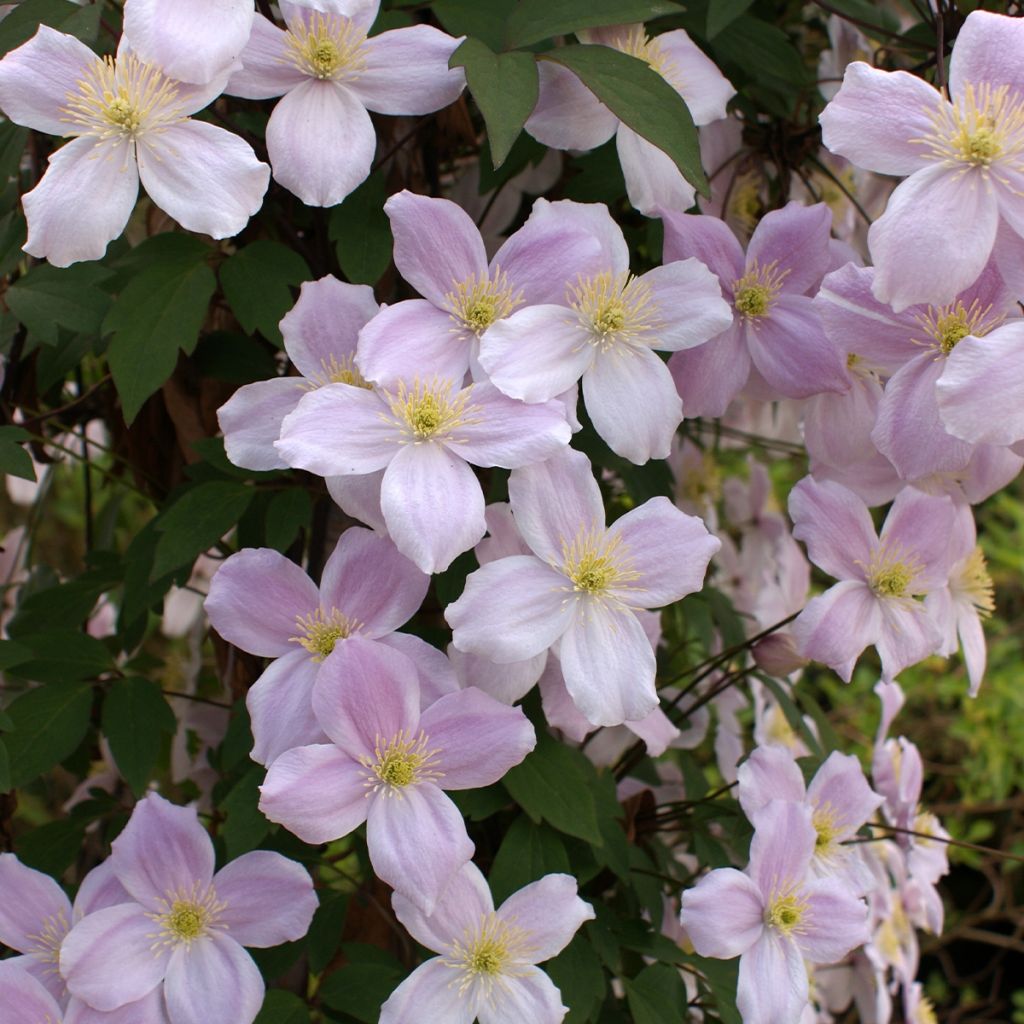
62, 54, 185, 141
764, 890, 807, 935
861, 541, 924, 600
359, 730, 443, 796
567, 271, 661, 350
285, 13, 367, 80
916, 82, 1024, 171
560, 526, 639, 597
385, 378, 477, 443
611, 25, 680, 87
445, 269, 522, 334
732, 261, 789, 322
149, 885, 226, 949
25, 909, 70, 972
914, 298, 1002, 356
305, 353, 373, 390
811, 803, 842, 856
952, 546, 995, 617
290, 608, 362, 661
444, 913, 535, 995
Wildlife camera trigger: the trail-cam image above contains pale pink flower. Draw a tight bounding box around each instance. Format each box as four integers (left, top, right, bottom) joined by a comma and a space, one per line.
819, 10, 1024, 309
259, 640, 535, 913
525, 23, 734, 215
446, 448, 719, 726
381, 862, 594, 1024
60, 795, 317, 1024
226, 1, 464, 206
0, 29, 269, 266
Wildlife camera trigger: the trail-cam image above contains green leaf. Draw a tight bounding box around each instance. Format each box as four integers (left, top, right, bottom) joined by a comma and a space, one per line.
0, 210, 27, 278
504, 0, 679, 48
6, 263, 112, 344
546, 934, 606, 1024
105, 239, 216, 423
15, 817, 88, 875
433, 0, 517, 51
0, 425, 35, 482
4, 681, 93, 787
503, 732, 603, 844
102, 678, 177, 796
0, 0, 101, 54
318, 959, 404, 1022
710, 15, 809, 88
706, 0, 755, 38
264, 488, 312, 552
540, 45, 707, 196
14, 630, 113, 683
220, 764, 270, 858
254, 991, 309, 1024
686, 954, 741, 1024
451, 39, 538, 168
308, 891, 349, 974
220, 241, 310, 346
0, 741, 10, 793
0, 639, 30, 672
624, 964, 688, 1024
0, 120, 28, 185
151, 481, 253, 580
488, 816, 571, 904
328, 170, 393, 285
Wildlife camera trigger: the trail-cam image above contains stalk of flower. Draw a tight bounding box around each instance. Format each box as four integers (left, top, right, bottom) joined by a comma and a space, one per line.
0, 27, 269, 266
258, 638, 536, 913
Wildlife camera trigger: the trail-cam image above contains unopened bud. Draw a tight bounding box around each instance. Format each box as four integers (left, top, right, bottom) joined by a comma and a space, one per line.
752, 632, 808, 677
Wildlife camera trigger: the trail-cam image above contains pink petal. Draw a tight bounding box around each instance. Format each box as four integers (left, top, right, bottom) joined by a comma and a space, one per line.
246, 649, 325, 767
736, 932, 809, 1024
367, 784, 474, 914
496, 874, 594, 963
123, 0, 254, 85
380, 959, 476, 1024
445, 556, 575, 663
281, 0, 378, 33
808, 752, 883, 839
0, 25, 100, 134
507, 448, 605, 565
61, 905, 171, 1011
640, 259, 733, 351
538, 655, 593, 741
819, 62, 944, 175
958, 603, 987, 697
875, 601, 943, 680
448, 645, 547, 704
803, 375, 881, 471
226, 13, 304, 99
112, 794, 214, 908
525, 60, 619, 150
214, 851, 317, 947
266, 80, 375, 207
661, 209, 745, 285
480, 965, 567, 1024
0, 961, 64, 1024
605, 496, 719, 607
391, 861, 493, 954
380, 632, 461, 706
788, 476, 875, 580
320, 526, 428, 636
749, 800, 816, 895
0, 853, 72, 954
869, 165, 1000, 312
878, 488, 957, 588
283, 276, 378, 380
277, 384, 399, 475
73, 860, 132, 917
66, 990, 170, 1024
625, 706, 679, 756
617, 121, 698, 216
419, 687, 536, 788
327, 470, 387, 532
23, 137, 138, 267
949, 9, 1024, 101
558, 602, 657, 726
658, 28, 735, 124
218, 377, 304, 472
164, 933, 264, 1024
477, 502, 529, 563
798, 879, 870, 963
747, 202, 831, 296
792, 580, 881, 682
736, 746, 805, 821
205, 547, 318, 657
680, 868, 764, 959
669, 318, 750, 418
258, 744, 369, 844
350, 25, 465, 114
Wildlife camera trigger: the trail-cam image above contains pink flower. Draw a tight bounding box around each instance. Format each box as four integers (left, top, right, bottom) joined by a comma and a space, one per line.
226, 1, 464, 206
789, 477, 957, 681
525, 23, 734, 215
259, 639, 536, 913
0, 28, 269, 266
60, 794, 317, 1024
381, 863, 594, 1024
681, 801, 870, 1024
204, 527, 432, 765
819, 10, 1024, 309
663, 203, 849, 418
446, 448, 719, 726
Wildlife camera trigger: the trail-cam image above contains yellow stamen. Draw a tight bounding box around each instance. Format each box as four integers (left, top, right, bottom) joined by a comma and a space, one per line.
859, 541, 924, 600
764, 889, 808, 936
811, 803, 842, 858
305, 353, 372, 390
445, 268, 522, 334
290, 608, 362, 661
284, 13, 367, 81
25, 910, 70, 973
952, 546, 994, 617
732, 260, 790, 322
384, 377, 478, 443
611, 25, 681, 88
358, 730, 443, 796
560, 526, 639, 597
148, 885, 226, 950
913, 298, 1003, 356
443, 913, 536, 997
567, 271, 662, 350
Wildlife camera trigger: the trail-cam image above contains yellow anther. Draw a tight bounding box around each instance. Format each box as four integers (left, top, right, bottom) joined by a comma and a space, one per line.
913, 299, 1003, 356
732, 261, 789, 322
359, 730, 442, 796
567, 271, 661, 349
953, 546, 995, 617
860, 541, 923, 601
384, 377, 478, 444
290, 608, 361, 661
764, 890, 807, 935
443, 913, 536, 996
148, 885, 226, 949
560, 527, 639, 597
284, 13, 367, 81
445, 269, 522, 334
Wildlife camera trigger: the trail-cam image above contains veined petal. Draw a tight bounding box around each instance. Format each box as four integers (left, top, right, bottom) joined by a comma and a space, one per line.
525, 60, 618, 150
327, 470, 387, 533
661, 209, 745, 284
164, 933, 264, 1024
616, 123, 696, 217
496, 875, 594, 963
380, 958, 476, 1024
807, 752, 883, 840
747, 202, 831, 296
657, 28, 735, 125
876, 601, 943, 680
949, 9, 1024, 103
788, 476, 875, 580
0, 853, 72, 954
798, 879, 870, 963
0, 964, 65, 1024
448, 645, 547, 704
380, 632, 461, 705
680, 868, 764, 959
246, 650, 325, 767
479, 966, 567, 1024
392, 862, 493, 954
266, 80, 375, 207
23, 136, 138, 267
65, 990, 169, 1024
218, 377, 304, 472
668, 319, 750, 419
791, 580, 881, 682
748, 800, 816, 895
226, 13, 305, 99
736, 932, 809, 1024
137, 120, 268, 239
639, 259, 733, 351
878, 487, 957, 588
736, 746, 805, 820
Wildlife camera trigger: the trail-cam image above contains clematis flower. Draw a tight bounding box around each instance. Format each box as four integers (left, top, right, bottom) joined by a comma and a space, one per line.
0, 28, 269, 267
446, 447, 719, 726
478, 204, 732, 463
219, 275, 380, 472
259, 639, 536, 913
525, 23, 734, 215
381, 863, 594, 1024
226, 1, 464, 206
789, 477, 956, 681
204, 527, 432, 765
121, 0, 254, 85
819, 10, 1024, 310
275, 369, 572, 573
663, 203, 849, 418
60, 794, 317, 1024
681, 800, 870, 1024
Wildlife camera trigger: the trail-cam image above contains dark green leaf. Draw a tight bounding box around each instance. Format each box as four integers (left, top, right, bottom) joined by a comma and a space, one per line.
540, 45, 707, 196
0, 741, 10, 792
449, 783, 509, 821
546, 933, 606, 1024
0, 120, 28, 185
0, 639, 30, 672
686, 954, 741, 1024
433, 0, 517, 51
220, 764, 270, 858
504, 0, 679, 48
503, 732, 603, 844
624, 964, 688, 1024
0, 425, 35, 482
706, 0, 754, 38
14, 630, 113, 683
308, 891, 349, 974
0, 210, 27, 278
6, 568, 123, 638
151, 481, 253, 580
102, 677, 177, 796
710, 15, 808, 88
328, 170, 393, 285
265, 488, 312, 552
105, 240, 216, 423
318, 960, 404, 1022
0, 0, 101, 54
451, 39, 538, 168
6, 263, 112, 344
220, 241, 310, 346
254, 991, 309, 1024
488, 816, 571, 904
15, 817, 87, 875
4, 681, 93, 787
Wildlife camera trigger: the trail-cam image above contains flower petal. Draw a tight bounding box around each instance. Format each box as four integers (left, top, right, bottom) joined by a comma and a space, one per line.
736, 746, 805, 821
219, 377, 304, 472
669, 320, 750, 418
749, 800, 816, 895
798, 879, 870, 963
878, 487, 957, 589
788, 476, 875, 580
327, 470, 387, 533
525, 60, 618, 150
64, 990, 170, 1024
736, 932, 809, 1024
747, 202, 831, 295
164, 933, 264, 1024
448, 645, 547, 704
226, 12, 304, 99
391, 861, 493, 954
380, 959, 477, 1024
0, 853, 72, 954
661, 209, 745, 286
640, 259, 733, 351
808, 752, 883, 840
616, 123, 695, 217
0, 961, 65, 1024
680, 868, 764, 959
496, 874, 594, 963
246, 650, 325, 767
949, 9, 1024, 102
479, 965, 567, 1024
791, 580, 881, 682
